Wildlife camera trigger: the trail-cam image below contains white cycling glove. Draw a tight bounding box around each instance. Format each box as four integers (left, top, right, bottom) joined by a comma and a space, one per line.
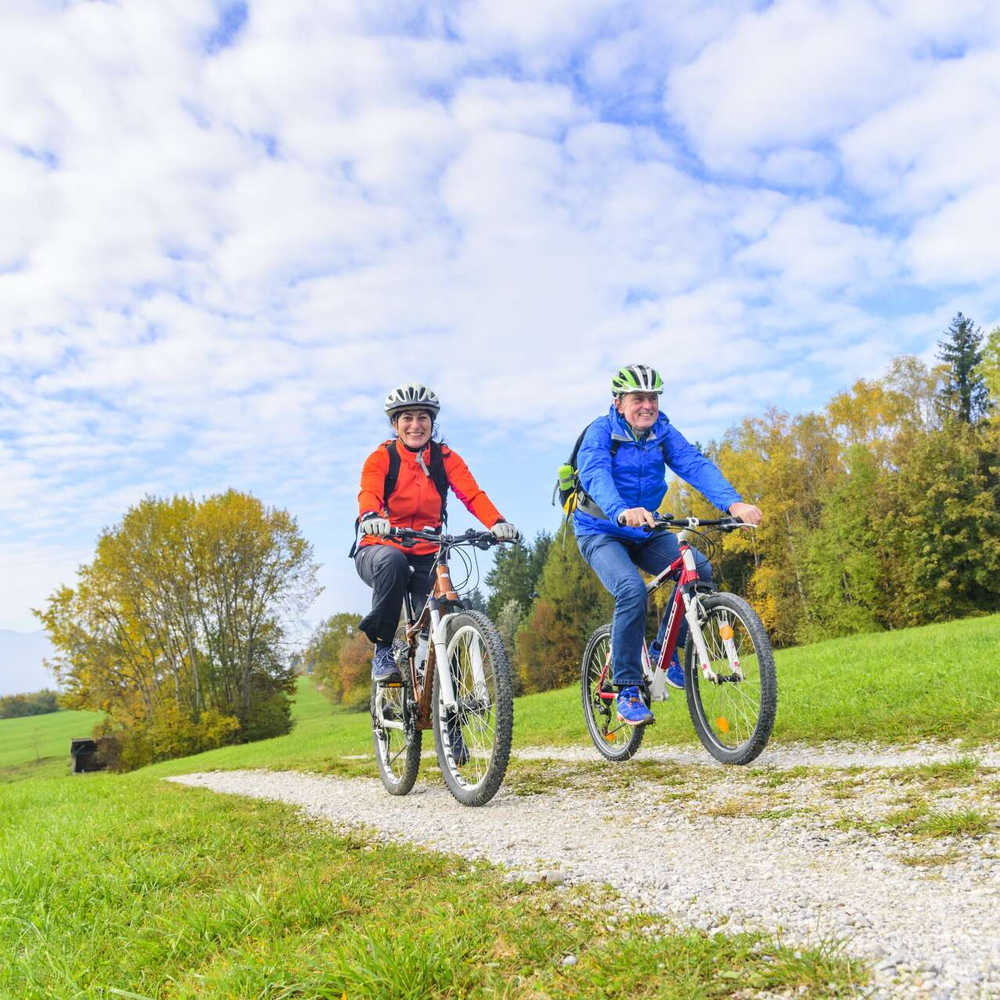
360, 513, 391, 537
491, 520, 521, 541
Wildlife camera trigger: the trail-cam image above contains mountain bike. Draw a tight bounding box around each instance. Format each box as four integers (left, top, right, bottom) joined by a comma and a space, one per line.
370, 527, 515, 806
581, 514, 777, 765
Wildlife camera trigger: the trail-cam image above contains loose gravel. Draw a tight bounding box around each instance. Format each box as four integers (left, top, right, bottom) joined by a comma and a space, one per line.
170, 746, 1000, 1000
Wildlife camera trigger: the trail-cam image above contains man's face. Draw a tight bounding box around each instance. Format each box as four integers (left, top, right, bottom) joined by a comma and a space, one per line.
616, 391, 659, 430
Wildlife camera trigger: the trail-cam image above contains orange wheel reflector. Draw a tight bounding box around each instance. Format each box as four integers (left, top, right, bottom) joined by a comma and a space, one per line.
605, 733, 616, 742
719, 625, 734, 640
716, 717, 730, 734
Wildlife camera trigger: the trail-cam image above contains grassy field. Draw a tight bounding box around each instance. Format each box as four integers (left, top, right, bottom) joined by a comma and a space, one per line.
0, 706, 104, 782
0, 771, 863, 999
7, 614, 993, 998
5, 612, 999, 786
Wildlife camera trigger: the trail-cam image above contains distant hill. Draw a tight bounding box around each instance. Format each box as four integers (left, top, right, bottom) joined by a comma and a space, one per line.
0, 631, 57, 698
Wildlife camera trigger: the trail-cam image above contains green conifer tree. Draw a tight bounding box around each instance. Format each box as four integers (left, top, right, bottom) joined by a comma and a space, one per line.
937, 312, 991, 425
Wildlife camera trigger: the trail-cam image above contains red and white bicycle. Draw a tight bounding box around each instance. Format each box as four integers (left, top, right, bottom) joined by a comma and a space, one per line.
581, 514, 777, 765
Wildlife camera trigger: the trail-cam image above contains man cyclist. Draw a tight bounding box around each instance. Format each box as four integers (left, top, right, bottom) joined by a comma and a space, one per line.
575, 364, 762, 727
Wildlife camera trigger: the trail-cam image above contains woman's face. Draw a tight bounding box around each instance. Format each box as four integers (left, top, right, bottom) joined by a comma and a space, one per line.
616, 391, 659, 431
394, 409, 433, 449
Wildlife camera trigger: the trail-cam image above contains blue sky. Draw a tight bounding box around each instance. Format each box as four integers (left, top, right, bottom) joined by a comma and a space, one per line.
1, 0, 999, 636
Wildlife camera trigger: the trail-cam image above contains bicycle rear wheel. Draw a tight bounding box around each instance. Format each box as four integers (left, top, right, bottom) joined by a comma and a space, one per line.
433, 610, 513, 807
581, 624, 644, 761
371, 642, 422, 795
685, 592, 776, 764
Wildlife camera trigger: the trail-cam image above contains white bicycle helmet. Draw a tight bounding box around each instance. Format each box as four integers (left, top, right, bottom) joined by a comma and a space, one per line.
384, 382, 441, 418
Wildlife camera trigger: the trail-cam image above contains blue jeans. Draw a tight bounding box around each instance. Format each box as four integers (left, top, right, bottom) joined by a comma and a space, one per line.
578, 531, 713, 688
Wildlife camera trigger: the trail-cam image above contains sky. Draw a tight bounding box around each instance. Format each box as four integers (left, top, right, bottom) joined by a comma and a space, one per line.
2, 0, 1000, 639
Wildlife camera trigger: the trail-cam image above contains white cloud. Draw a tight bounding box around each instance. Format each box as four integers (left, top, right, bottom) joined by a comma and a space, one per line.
665, 0, 929, 173
2, 0, 1000, 632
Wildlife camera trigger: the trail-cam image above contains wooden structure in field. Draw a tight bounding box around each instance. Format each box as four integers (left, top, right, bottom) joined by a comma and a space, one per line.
70, 738, 108, 774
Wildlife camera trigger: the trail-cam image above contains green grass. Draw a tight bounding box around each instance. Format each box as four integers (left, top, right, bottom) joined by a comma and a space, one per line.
0, 707, 104, 781
6, 612, 999, 789
514, 612, 1000, 748
0, 773, 865, 1000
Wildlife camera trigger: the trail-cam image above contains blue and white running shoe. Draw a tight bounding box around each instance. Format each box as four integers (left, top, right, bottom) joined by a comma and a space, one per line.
616, 686, 654, 726
371, 645, 402, 685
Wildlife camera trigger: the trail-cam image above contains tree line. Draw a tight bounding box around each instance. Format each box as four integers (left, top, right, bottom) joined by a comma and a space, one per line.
307, 313, 1000, 700
0, 689, 59, 720
37, 490, 320, 768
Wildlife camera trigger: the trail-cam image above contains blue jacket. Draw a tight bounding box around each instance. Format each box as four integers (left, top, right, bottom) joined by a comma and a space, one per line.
574, 405, 742, 541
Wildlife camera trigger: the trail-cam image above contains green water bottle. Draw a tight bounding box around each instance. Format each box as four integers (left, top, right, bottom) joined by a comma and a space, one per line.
557, 463, 575, 494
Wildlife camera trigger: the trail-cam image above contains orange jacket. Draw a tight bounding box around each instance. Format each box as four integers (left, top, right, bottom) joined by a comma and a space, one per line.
358, 439, 503, 555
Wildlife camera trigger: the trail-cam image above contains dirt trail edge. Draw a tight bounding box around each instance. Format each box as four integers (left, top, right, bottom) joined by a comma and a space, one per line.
170, 753, 1000, 1000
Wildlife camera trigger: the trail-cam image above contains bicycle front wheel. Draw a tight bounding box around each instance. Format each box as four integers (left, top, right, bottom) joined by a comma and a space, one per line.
371, 642, 422, 795
432, 610, 513, 807
581, 624, 644, 762
685, 592, 776, 764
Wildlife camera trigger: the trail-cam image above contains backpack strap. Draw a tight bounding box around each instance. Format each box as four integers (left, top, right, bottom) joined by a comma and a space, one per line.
427, 440, 449, 525
382, 440, 400, 514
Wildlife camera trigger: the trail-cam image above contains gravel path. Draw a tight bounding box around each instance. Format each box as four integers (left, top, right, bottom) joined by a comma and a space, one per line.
170, 751, 1000, 1000
513, 741, 1000, 769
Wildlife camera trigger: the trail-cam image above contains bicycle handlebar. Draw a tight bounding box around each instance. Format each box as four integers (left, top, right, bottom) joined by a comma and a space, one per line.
387, 526, 511, 549
615, 512, 751, 532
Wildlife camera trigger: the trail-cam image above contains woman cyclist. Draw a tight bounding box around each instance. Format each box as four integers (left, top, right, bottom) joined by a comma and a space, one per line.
355, 382, 520, 689
575, 364, 763, 727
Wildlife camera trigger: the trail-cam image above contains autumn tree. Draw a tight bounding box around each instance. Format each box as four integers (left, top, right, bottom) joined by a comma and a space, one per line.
981, 326, 1000, 414
303, 612, 363, 702
36, 491, 320, 767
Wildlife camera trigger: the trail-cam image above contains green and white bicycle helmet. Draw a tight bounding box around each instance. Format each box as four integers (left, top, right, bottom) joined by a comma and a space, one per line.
611, 363, 663, 396
384, 382, 441, 418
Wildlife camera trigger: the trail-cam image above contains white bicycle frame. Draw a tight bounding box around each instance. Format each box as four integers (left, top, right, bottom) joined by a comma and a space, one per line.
641, 545, 733, 701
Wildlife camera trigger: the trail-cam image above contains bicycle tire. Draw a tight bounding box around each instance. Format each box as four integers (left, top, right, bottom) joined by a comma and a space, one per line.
371, 641, 422, 795
432, 610, 513, 807
580, 624, 645, 762
684, 592, 776, 765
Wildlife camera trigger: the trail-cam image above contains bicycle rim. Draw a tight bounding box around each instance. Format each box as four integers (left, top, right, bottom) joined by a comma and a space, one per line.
685, 593, 776, 764
371, 673, 421, 794
434, 611, 513, 806
580, 624, 644, 762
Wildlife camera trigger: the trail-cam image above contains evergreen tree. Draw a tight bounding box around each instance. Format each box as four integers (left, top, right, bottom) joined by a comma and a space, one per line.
937, 312, 991, 425
485, 531, 551, 618
515, 522, 612, 692
886, 421, 1000, 624
464, 588, 487, 612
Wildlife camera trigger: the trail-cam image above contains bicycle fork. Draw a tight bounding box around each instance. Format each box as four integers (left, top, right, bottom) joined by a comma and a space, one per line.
678, 547, 743, 683
429, 606, 459, 712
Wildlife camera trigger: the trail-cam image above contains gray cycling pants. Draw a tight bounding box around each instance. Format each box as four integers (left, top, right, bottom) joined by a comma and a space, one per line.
354, 544, 436, 645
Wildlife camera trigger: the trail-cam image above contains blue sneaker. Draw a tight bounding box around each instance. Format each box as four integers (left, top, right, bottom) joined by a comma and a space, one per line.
371, 645, 402, 686
666, 651, 685, 690
616, 686, 654, 726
